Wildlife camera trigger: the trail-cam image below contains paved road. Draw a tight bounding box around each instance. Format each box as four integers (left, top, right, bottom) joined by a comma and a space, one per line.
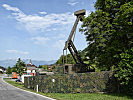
0, 75, 54, 100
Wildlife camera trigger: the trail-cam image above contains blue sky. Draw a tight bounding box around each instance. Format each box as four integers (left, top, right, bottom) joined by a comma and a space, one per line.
0, 0, 96, 61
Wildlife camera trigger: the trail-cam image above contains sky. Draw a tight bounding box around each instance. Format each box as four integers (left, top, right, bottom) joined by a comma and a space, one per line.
0, 0, 96, 61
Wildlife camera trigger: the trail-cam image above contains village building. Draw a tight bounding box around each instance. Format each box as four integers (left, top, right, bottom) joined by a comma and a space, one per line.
0, 66, 6, 73
24, 59, 37, 76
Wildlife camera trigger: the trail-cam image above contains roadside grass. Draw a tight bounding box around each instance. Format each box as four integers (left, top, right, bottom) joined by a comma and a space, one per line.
3, 79, 133, 100
3, 77, 12, 79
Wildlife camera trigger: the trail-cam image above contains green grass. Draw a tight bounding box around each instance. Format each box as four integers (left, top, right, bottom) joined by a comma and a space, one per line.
3, 79, 133, 100
3, 77, 12, 79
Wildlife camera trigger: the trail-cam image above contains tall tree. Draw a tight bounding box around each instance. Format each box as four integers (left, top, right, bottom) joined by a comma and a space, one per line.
80, 0, 133, 94
14, 58, 25, 77
6, 66, 12, 77
80, 0, 133, 70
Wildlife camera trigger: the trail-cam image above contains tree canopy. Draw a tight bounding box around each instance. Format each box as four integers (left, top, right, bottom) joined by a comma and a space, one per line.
56, 54, 75, 64
6, 66, 12, 76
13, 58, 25, 77
38, 65, 48, 71
80, 0, 133, 70
80, 0, 133, 94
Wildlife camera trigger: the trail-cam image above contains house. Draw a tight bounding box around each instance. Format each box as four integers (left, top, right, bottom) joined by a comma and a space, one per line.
0, 66, 6, 73
24, 59, 37, 76
23, 60, 55, 76
26, 67, 37, 76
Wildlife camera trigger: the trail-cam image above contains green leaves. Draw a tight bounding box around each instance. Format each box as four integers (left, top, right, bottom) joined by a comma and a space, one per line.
80, 1, 133, 95
80, 10, 114, 70
80, 0, 133, 71
114, 48, 133, 94
56, 54, 75, 64
13, 58, 25, 77
6, 66, 12, 75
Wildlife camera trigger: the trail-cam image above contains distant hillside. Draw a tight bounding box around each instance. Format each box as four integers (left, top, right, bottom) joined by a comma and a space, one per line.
0, 59, 57, 68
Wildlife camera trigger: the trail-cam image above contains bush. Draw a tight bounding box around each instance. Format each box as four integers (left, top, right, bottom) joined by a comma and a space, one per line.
114, 48, 133, 95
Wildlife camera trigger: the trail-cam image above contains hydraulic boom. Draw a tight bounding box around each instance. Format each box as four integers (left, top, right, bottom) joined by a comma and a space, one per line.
63, 9, 85, 64
63, 9, 95, 73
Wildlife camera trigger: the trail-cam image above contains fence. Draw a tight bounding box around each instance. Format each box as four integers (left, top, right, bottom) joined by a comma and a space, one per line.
24, 71, 118, 93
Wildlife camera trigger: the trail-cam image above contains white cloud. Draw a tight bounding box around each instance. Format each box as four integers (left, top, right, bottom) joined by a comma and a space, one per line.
68, 2, 79, 6
85, 10, 91, 17
31, 36, 49, 45
6, 50, 29, 55
53, 34, 66, 39
39, 11, 47, 15
2, 4, 21, 12
53, 40, 65, 50
46, 28, 58, 32
2, 4, 75, 33
53, 28, 57, 31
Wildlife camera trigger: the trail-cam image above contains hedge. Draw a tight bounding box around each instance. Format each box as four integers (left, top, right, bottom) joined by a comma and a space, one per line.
24, 71, 118, 93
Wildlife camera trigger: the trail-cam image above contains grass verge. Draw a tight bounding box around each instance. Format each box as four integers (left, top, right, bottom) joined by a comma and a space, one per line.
3, 79, 133, 100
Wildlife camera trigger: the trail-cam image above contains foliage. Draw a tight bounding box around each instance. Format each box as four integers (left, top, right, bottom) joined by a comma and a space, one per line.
13, 58, 25, 77
80, 0, 133, 94
52, 65, 55, 69
6, 66, 12, 76
114, 48, 133, 95
52, 65, 64, 74
11, 67, 17, 72
38, 65, 48, 71
42, 65, 48, 70
56, 54, 75, 64
80, 0, 133, 70
38, 65, 42, 68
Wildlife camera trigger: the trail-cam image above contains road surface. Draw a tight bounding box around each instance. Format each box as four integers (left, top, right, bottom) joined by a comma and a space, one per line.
0, 75, 54, 100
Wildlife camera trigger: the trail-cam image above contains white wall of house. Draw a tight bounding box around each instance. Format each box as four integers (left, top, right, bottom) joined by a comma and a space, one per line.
27, 70, 31, 73
21, 75, 31, 83
0, 69, 3, 72
32, 70, 35, 73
